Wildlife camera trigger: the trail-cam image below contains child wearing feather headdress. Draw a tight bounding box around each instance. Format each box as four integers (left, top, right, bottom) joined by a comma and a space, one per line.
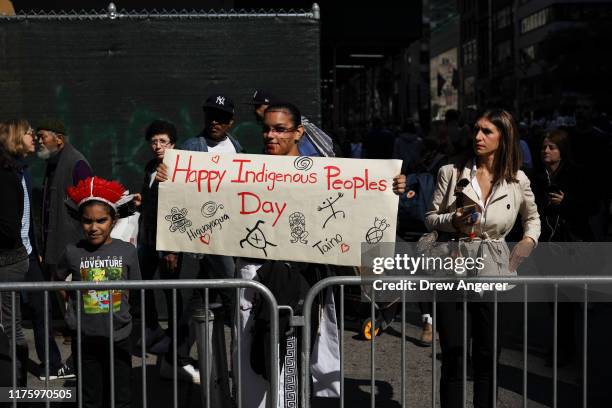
55, 176, 141, 408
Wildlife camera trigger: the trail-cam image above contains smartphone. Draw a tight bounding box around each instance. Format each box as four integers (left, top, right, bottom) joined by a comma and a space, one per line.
460, 204, 480, 225
460, 204, 478, 215
547, 184, 562, 194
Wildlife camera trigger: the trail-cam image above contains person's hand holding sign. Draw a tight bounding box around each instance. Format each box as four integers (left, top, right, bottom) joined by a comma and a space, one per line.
392, 174, 406, 195
156, 162, 169, 182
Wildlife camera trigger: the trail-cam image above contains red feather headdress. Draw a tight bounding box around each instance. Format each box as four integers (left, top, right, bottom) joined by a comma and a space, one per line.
66, 176, 132, 211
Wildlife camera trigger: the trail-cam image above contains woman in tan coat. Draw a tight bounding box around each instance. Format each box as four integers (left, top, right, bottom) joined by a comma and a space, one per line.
425, 109, 540, 408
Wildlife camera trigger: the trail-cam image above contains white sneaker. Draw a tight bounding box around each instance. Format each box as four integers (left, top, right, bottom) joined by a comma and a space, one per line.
39, 363, 76, 381
159, 358, 200, 385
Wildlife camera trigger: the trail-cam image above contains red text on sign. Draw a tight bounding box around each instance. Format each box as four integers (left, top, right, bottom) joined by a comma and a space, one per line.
324, 165, 388, 198
171, 154, 226, 193
237, 192, 286, 227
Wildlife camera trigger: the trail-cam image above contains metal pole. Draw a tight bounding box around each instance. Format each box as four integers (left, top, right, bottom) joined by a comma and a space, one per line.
77, 292, 83, 408
401, 290, 406, 408
493, 290, 498, 408
370, 289, 376, 408
11, 292, 16, 408
583, 284, 588, 408
109, 289, 115, 408
205, 289, 210, 408
463, 294, 467, 408
141, 289, 147, 408
523, 284, 528, 408
44, 290, 50, 390
340, 285, 345, 408
172, 289, 178, 408
235, 287, 242, 408
553, 284, 558, 408
432, 290, 437, 408
312, 3, 320, 20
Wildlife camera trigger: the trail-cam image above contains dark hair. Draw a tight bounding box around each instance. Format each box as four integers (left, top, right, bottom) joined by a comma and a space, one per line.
78, 200, 117, 219
264, 102, 302, 128
543, 128, 570, 159
402, 120, 417, 134
145, 119, 177, 143
445, 109, 460, 123
472, 108, 522, 183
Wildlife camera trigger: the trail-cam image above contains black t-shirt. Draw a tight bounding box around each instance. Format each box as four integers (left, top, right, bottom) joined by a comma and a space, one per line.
57, 239, 141, 340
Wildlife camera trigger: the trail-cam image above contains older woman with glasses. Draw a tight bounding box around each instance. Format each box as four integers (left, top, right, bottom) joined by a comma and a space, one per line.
131, 120, 181, 357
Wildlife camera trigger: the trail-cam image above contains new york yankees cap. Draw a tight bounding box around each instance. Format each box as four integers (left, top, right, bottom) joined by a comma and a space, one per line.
203, 94, 235, 115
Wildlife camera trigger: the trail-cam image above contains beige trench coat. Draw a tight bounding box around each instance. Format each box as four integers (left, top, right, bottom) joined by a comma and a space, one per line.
424, 163, 541, 277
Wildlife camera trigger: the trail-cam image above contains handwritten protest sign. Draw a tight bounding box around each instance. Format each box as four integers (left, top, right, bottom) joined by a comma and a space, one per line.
156, 150, 401, 266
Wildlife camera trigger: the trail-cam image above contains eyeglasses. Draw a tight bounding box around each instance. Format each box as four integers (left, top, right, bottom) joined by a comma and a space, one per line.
263, 126, 297, 135
150, 139, 171, 147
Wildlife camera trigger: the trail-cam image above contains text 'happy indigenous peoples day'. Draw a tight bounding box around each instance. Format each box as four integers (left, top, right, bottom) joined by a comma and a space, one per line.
170, 154, 390, 226
170, 155, 389, 197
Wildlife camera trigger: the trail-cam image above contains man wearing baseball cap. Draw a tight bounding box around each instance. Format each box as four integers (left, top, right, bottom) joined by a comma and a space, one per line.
179, 94, 243, 153
156, 93, 241, 384
231, 89, 277, 154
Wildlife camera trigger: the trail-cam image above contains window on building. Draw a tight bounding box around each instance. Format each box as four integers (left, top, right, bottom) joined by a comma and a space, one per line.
521, 8, 552, 34
495, 6, 512, 29
462, 39, 477, 65
554, 3, 612, 21
496, 40, 512, 63
519, 45, 536, 65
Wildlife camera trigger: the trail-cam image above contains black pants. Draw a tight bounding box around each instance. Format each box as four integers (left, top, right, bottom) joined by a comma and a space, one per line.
73, 336, 132, 408
166, 255, 235, 366
22, 254, 63, 371
437, 301, 501, 408
134, 245, 183, 334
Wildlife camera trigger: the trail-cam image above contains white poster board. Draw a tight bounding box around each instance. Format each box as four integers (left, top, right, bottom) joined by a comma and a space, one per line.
156, 150, 401, 266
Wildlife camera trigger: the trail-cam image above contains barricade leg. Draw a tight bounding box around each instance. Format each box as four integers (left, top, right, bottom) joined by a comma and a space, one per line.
193, 304, 231, 408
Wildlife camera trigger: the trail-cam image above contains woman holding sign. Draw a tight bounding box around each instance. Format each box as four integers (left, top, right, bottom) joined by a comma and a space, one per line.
237, 102, 406, 408
425, 109, 540, 408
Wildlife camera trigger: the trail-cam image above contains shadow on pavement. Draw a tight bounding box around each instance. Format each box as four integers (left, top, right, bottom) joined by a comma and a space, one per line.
498, 363, 579, 408
311, 377, 400, 408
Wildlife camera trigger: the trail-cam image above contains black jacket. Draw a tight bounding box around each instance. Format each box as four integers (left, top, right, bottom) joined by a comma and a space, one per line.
250, 261, 330, 380
0, 155, 27, 266
138, 159, 160, 247
42, 143, 91, 265
533, 162, 594, 241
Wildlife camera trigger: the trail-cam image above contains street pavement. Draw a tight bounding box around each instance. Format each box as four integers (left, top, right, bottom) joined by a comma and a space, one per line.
19, 303, 581, 408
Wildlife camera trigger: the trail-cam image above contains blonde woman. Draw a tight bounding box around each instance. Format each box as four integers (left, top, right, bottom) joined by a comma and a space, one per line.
0, 120, 34, 385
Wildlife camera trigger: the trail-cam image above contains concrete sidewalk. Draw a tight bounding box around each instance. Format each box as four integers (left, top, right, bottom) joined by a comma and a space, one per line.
16, 310, 579, 408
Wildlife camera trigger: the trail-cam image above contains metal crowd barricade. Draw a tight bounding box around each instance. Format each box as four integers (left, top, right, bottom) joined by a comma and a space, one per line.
0, 279, 279, 408
300, 275, 612, 408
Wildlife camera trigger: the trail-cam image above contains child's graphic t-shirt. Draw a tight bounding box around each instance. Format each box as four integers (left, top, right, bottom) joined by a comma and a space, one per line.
57, 239, 141, 340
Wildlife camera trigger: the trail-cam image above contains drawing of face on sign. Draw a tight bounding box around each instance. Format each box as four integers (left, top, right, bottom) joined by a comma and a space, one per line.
366, 217, 389, 244
165, 207, 192, 233
240, 220, 277, 257
289, 212, 309, 244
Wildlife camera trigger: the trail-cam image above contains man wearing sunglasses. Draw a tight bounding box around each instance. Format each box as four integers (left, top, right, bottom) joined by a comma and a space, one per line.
156, 94, 242, 384
180, 94, 243, 153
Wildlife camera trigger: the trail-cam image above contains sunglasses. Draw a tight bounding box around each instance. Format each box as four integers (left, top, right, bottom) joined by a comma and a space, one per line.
204, 109, 233, 124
